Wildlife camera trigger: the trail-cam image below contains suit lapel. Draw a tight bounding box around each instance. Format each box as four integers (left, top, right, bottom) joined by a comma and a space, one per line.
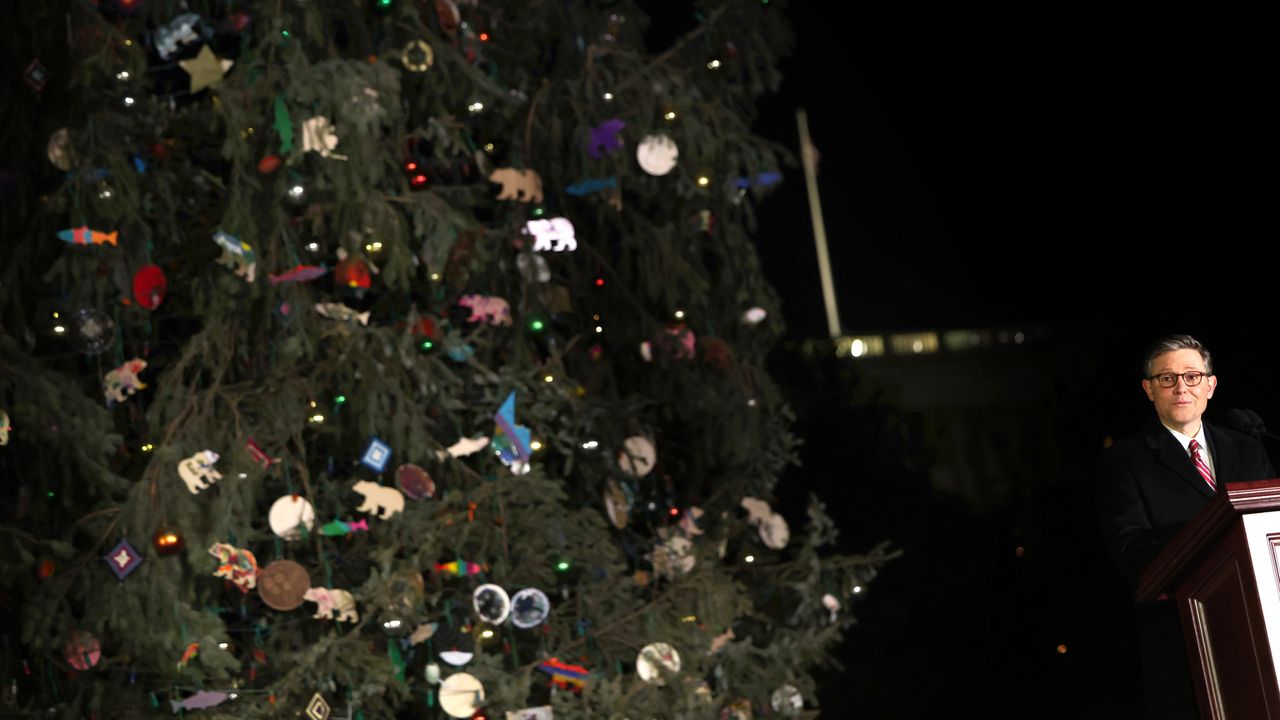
1144, 420, 1216, 499
1205, 423, 1239, 487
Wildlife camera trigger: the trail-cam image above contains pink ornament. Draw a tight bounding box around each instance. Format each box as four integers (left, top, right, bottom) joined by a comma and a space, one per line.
64, 631, 101, 670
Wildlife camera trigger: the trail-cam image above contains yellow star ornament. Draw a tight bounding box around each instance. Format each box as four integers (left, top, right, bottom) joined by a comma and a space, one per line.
179, 46, 233, 93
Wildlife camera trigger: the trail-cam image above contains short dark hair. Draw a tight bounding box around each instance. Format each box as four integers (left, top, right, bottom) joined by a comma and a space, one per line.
1143, 334, 1213, 377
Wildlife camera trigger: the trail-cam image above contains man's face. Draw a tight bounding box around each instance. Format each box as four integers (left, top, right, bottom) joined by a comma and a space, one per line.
1142, 348, 1216, 435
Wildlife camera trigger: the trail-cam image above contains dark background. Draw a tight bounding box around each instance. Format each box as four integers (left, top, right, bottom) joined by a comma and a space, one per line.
653, 3, 1275, 718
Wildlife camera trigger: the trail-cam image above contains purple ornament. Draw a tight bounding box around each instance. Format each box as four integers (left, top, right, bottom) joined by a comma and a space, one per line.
587, 118, 626, 159
104, 538, 143, 580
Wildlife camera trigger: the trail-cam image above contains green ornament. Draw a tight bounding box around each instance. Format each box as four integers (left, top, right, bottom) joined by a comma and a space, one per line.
274, 96, 294, 154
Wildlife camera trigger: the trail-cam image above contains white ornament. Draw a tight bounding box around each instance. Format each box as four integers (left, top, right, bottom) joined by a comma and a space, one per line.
742, 307, 768, 325
636, 134, 679, 176
510, 588, 552, 629
303, 587, 359, 622
301, 116, 348, 160
617, 436, 656, 477
771, 684, 804, 716
635, 642, 681, 685
177, 450, 223, 494
822, 593, 841, 622
472, 583, 511, 625
524, 217, 577, 252
352, 480, 404, 519
269, 494, 316, 540
650, 535, 696, 579
439, 673, 485, 718
436, 436, 491, 460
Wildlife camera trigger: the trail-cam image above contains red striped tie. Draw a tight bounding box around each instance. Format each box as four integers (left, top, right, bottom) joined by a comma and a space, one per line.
1189, 438, 1216, 491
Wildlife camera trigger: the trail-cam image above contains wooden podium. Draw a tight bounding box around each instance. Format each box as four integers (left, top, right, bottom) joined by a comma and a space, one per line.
1138, 479, 1280, 719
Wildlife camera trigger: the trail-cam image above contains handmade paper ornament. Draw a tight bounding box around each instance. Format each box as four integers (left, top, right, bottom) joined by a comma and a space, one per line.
177, 450, 222, 494
400, 38, 435, 71
0, 409, 10, 446
212, 230, 256, 283
314, 302, 370, 325
472, 584, 511, 625
537, 658, 588, 691
104, 538, 143, 580
318, 518, 369, 536
458, 294, 512, 326
640, 323, 696, 362
131, 264, 167, 310
603, 479, 631, 529
489, 168, 543, 203
588, 118, 626, 158
771, 685, 803, 716
176, 641, 199, 669
152, 527, 184, 555
492, 391, 532, 473
303, 587, 359, 622
617, 436, 656, 477
636, 134, 679, 176
268, 495, 316, 540
171, 691, 230, 713
516, 252, 551, 283
305, 692, 331, 720
395, 464, 435, 499
352, 480, 404, 519
439, 672, 485, 718
435, 560, 485, 577
68, 309, 115, 355
154, 12, 202, 60
506, 707, 553, 720
740, 497, 790, 549
269, 264, 327, 285
565, 176, 617, 196
208, 542, 259, 592
822, 593, 841, 622
64, 631, 101, 670
24, 58, 48, 92
635, 643, 681, 685
47, 128, 74, 170
245, 437, 280, 468
722, 699, 753, 720
679, 506, 705, 537
179, 45, 233, 93
436, 436, 490, 460
257, 560, 311, 611
524, 217, 577, 252
650, 535, 695, 579
360, 437, 392, 472
301, 116, 348, 160
56, 227, 117, 246
510, 588, 551, 629
435, 624, 475, 666
103, 359, 146, 404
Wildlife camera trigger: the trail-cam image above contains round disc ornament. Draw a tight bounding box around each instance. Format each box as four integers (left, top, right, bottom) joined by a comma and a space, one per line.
510, 588, 551, 628
636, 642, 681, 685
257, 560, 311, 611
636, 134, 679, 176
472, 583, 511, 625
132, 265, 168, 310
401, 39, 435, 72
268, 495, 315, 540
396, 463, 435, 500
435, 623, 475, 666
47, 128, 74, 170
67, 309, 115, 355
439, 672, 485, 718
604, 478, 631, 528
64, 631, 101, 670
617, 436, 656, 477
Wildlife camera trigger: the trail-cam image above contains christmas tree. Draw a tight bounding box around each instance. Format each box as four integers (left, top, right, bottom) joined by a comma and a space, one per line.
0, 1, 896, 718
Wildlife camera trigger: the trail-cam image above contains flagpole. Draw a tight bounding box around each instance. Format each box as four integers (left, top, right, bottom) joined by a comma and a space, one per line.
797, 108, 842, 339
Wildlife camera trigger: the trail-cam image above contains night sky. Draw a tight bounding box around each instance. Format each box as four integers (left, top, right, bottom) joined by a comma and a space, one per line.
643, 4, 1276, 717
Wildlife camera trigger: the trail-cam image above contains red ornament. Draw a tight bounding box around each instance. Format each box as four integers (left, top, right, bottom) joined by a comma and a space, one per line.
334, 255, 373, 289
257, 154, 282, 174
152, 527, 184, 555
132, 264, 167, 310
412, 316, 441, 340
37, 559, 56, 579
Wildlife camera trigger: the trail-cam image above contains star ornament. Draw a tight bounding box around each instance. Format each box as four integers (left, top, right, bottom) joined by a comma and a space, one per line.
179, 45, 233, 93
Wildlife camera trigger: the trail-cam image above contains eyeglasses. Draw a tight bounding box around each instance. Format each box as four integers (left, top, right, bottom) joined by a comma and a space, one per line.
1146, 371, 1212, 388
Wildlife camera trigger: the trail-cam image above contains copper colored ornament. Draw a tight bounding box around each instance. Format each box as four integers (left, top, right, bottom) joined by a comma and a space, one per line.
152, 526, 184, 555
396, 463, 435, 500
257, 155, 281, 174
132, 264, 167, 310
257, 560, 311, 611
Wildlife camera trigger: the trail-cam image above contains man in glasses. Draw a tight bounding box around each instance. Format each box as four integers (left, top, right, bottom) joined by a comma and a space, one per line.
1097, 334, 1274, 719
